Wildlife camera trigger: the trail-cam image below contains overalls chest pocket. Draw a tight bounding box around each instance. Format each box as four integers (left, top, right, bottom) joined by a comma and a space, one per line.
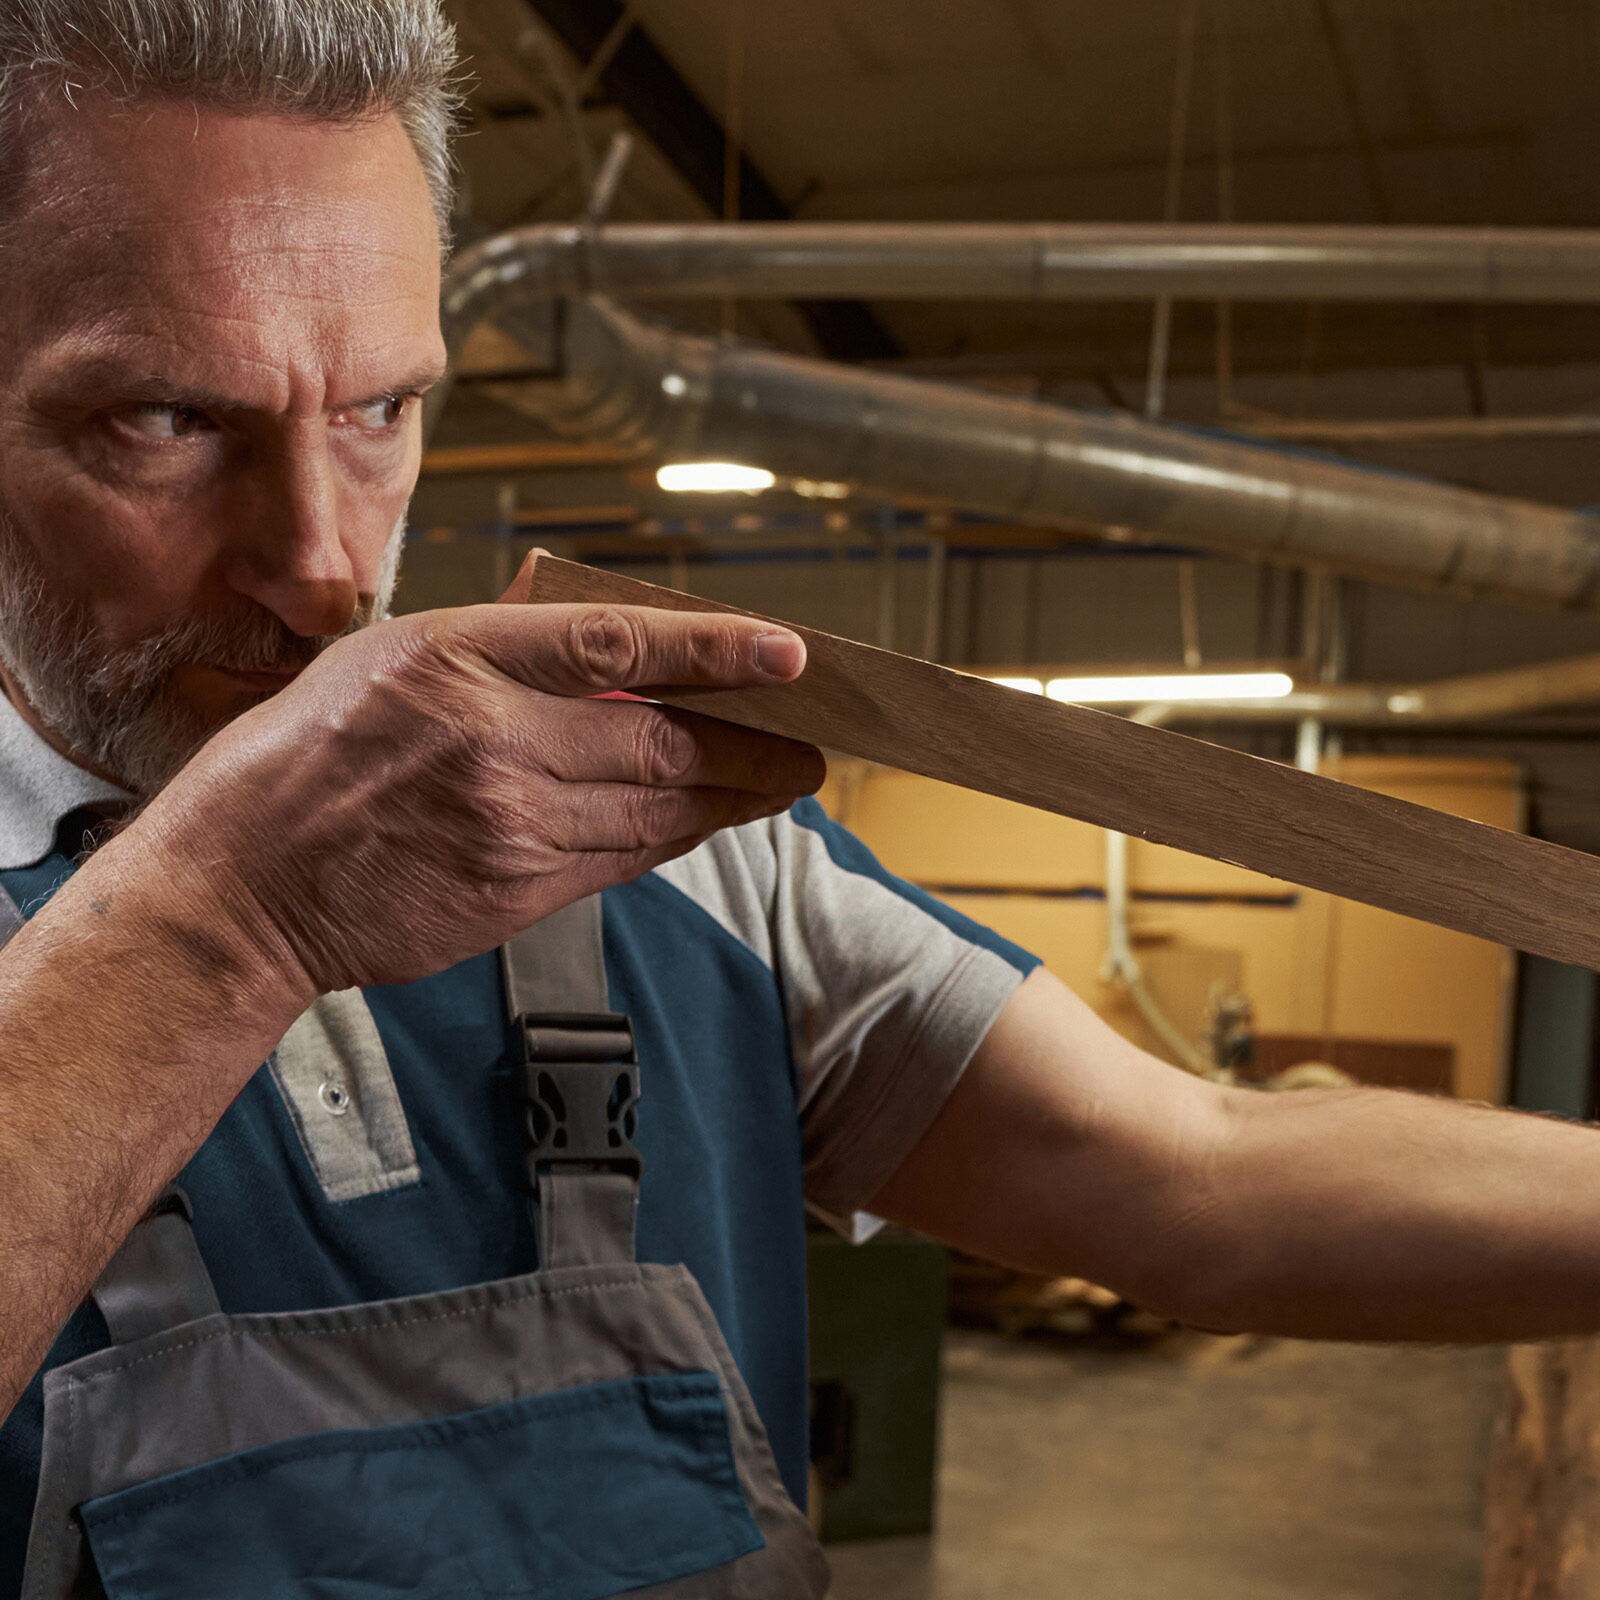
21, 899, 830, 1600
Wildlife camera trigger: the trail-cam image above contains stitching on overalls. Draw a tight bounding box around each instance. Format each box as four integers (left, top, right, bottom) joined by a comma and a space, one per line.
61, 1270, 694, 1390
87, 1373, 729, 1525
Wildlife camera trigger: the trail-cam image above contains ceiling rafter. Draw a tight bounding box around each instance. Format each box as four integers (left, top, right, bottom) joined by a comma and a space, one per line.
515, 0, 903, 361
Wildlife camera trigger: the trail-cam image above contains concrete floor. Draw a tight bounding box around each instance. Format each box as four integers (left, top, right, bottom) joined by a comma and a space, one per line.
825, 1329, 1507, 1600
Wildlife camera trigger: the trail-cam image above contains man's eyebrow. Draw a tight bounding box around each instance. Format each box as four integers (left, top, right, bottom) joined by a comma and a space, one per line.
107, 374, 249, 410
42, 360, 451, 414
28, 363, 226, 409
343, 362, 451, 406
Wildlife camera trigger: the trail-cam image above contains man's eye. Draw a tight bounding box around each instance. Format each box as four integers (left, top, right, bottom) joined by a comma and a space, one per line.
120, 404, 208, 440
346, 395, 409, 431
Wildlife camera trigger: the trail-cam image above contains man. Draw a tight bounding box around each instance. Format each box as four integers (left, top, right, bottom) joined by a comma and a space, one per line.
2, 0, 1600, 1592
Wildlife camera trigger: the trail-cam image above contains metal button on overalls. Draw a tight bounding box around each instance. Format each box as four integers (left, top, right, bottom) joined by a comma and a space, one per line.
18, 897, 829, 1600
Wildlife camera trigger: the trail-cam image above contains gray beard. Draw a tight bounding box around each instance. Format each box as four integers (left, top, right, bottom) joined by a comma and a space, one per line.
0, 513, 406, 795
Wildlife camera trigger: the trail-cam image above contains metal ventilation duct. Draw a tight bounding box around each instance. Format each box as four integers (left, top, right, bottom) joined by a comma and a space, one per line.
442, 222, 1600, 321
498, 297, 1600, 613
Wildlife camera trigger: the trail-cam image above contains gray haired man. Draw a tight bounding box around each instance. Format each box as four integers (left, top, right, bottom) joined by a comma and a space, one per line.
3, 4, 1600, 1596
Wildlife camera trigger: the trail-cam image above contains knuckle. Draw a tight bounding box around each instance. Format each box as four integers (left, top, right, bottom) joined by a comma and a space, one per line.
450, 726, 503, 790
625, 785, 681, 848
422, 697, 508, 795
692, 621, 745, 680
570, 607, 643, 684
402, 608, 471, 670
636, 713, 695, 785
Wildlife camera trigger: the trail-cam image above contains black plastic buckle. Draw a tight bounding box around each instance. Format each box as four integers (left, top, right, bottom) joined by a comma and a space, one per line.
517, 1012, 643, 1182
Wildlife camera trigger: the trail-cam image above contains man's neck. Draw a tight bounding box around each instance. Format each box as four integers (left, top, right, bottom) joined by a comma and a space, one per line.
0, 666, 125, 787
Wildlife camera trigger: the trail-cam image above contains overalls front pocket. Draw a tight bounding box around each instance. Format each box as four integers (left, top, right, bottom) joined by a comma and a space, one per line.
79, 1373, 763, 1600
21, 897, 829, 1600
25, 1256, 827, 1600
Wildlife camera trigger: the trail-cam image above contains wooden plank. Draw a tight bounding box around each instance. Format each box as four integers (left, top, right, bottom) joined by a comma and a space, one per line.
522, 554, 1600, 972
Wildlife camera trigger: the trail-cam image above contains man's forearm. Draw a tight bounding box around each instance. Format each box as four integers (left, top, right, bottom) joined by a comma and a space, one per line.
873, 969, 1600, 1346
1161, 1083, 1600, 1342
0, 832, 309, 1421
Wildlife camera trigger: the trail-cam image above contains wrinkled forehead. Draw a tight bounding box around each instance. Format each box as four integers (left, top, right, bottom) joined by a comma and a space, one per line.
1, 95, 442, 375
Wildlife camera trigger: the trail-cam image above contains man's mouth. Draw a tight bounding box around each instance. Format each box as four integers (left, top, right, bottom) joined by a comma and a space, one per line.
216, 667, 301, 691
192, 665, 304, 695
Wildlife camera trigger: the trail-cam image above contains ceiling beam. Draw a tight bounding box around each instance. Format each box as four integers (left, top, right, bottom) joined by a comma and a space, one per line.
421, 441, 642, 475
516, 0, 902, 362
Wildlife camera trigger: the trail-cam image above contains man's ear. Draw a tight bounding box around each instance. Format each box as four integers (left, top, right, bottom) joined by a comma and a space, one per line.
495, 547, 551, 605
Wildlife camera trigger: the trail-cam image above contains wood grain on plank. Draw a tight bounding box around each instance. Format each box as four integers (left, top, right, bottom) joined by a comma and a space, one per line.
523, 554, 1600, 971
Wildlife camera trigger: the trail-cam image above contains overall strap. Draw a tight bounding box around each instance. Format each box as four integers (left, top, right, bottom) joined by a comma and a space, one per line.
0, 880, 22, 952
91, 1188, 221, 1344
502, 896, 643, 1270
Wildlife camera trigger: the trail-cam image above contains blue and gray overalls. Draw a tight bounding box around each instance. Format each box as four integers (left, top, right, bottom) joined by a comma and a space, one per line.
0, 877, 828, 1598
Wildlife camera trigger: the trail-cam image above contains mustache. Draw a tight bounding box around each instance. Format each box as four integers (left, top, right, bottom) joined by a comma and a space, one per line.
88, 595, 384, 693
0, 502, 408, 794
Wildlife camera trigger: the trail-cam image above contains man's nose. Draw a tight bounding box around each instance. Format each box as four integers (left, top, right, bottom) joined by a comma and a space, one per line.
223, 437, 361, 638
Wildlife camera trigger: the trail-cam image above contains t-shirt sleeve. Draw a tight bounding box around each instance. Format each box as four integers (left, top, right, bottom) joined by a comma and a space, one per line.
770, 798, 1040, 1214
649, 799, 1041, 1216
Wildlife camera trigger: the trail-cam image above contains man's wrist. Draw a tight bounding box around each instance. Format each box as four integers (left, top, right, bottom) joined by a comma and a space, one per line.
50, 824, 318, 1045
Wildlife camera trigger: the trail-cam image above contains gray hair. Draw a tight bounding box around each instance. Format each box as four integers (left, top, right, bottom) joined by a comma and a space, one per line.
0, 0, 462, 243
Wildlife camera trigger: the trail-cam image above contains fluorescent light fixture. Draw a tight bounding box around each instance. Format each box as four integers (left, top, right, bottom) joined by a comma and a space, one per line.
989, 676, 1045, 695
1045, 671, 1295, 704
656, 461, 775, 494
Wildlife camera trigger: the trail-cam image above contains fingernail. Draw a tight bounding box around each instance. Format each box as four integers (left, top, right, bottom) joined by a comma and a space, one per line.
754, 631, 805, 680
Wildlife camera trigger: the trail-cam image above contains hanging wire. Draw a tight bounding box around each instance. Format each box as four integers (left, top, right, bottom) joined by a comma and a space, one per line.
721, 0, 748, 337
515, 25, 596, 200
1212, 0, 1236, 420
1178, 559, 1203, 669
1143, 0, 1201, 422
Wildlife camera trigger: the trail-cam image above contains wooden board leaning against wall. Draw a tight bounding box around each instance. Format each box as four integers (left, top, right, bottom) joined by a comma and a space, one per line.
820, 754, 1524, 1106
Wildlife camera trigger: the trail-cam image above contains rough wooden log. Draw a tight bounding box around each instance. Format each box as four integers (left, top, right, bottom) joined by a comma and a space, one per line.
522, 553, 1600, 971
1483, 1341, 1600, 1600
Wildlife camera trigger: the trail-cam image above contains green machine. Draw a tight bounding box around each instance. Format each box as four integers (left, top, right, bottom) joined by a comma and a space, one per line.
806, 1226, 950, 1543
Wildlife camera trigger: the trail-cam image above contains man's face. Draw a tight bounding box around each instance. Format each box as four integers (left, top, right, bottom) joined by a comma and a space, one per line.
0, 94, 447, 792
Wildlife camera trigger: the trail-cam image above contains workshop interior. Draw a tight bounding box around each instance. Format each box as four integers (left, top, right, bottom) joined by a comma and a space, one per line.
407, 2, 1600, 1596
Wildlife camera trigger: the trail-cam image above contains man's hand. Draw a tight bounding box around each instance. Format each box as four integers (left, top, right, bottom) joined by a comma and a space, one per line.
133, 567, 825, 1000
0, 566, 822, 1422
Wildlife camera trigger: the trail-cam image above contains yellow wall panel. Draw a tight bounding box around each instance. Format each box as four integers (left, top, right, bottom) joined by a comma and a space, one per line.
823, 753, 1523, 1102
937, 894, 1112, 1005
1320, 756, 1524, 830
1125, 839, 1290, 898
834, 766, 1104, 890
1125, 901, 1306, 1036
1319, 896, 1513, 1104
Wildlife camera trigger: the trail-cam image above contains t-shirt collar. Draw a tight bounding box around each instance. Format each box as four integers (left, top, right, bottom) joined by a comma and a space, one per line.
0, 691, 130, 872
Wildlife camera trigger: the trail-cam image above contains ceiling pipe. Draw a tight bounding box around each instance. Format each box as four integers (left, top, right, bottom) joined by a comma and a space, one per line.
1380, 654, 1600, 719
442, 222, 1600, 319
497, 297, 1600, 613
962, 653, 1600, 724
